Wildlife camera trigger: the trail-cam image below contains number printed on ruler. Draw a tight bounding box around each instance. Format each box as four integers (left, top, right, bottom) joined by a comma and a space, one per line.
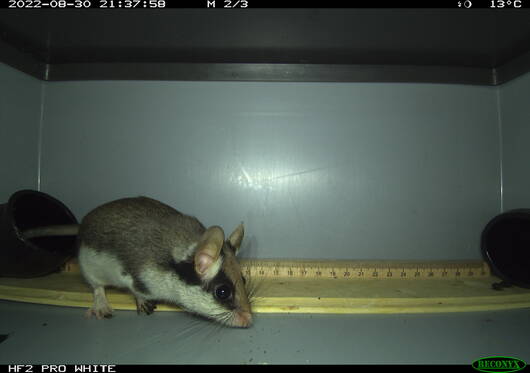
240, 260, 490, 280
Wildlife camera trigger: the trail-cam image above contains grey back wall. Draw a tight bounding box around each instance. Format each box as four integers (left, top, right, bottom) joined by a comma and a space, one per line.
40, 80, 501, 260
500, 72, 530, 211
0, 64, 41, 200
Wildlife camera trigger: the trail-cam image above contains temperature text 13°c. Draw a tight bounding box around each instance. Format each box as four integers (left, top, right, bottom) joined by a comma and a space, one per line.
490, 0, 523, 7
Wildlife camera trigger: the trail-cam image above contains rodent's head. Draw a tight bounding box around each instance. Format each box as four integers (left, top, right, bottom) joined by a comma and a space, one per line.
174, 223, 252, 328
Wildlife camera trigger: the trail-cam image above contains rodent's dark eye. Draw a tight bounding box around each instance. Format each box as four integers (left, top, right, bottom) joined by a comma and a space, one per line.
214, 284, 232, 300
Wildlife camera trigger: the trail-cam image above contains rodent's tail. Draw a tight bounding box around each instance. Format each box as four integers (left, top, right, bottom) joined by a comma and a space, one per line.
22, 224, 80, 239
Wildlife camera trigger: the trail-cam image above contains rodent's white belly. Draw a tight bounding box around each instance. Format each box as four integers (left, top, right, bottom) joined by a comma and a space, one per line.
78, 247, 238, 319
78, 246, 135, 290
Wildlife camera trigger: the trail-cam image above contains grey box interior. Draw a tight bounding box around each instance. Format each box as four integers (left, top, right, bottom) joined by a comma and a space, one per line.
1, 9, 529, 365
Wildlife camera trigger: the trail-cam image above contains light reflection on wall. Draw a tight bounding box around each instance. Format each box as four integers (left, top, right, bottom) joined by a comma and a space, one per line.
231, 164, 328, 192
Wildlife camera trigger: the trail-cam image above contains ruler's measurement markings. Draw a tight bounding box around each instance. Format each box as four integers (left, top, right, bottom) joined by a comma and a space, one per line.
232, 260, 490, 280
63, 258, 489, 281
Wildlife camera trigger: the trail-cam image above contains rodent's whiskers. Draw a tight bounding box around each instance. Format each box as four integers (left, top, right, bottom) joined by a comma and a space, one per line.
174, 315, 207, 340
245, 274, 265, 307
201, 311, 232, 340
217, 310, 235, 326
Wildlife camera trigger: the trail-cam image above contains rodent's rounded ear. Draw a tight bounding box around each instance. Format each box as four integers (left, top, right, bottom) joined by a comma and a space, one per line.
194, 226, 225, 280
228, 222, 244, 254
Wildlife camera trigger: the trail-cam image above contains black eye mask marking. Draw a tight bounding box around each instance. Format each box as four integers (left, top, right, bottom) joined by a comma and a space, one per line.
167, 243, 241, 310
168, 260, 202, 286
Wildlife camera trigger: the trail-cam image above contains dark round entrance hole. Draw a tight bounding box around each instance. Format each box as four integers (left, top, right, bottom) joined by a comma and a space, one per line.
0, 190, 78, 277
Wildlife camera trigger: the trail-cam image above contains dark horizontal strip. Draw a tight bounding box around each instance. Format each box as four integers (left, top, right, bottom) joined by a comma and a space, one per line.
0, 364, 476, 371
2, 0, 528, 9
1, 36, 529, 85
46, 62, 496, 85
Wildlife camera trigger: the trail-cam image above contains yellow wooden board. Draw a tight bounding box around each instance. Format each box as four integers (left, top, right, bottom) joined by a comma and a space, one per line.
1, 269, 530, 314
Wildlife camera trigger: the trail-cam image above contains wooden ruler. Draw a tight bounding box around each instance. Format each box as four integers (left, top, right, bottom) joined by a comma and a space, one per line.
239, 259, 490, 280
64, 258, 490, 280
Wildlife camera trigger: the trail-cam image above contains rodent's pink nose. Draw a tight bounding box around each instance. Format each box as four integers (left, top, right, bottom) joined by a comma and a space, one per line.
233, 311, 252, 328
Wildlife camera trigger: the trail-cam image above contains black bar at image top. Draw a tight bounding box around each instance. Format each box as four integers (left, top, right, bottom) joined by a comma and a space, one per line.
2, 0, 529, 9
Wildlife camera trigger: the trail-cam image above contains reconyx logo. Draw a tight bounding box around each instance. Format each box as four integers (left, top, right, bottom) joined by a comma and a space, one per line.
473, 356, 527, 373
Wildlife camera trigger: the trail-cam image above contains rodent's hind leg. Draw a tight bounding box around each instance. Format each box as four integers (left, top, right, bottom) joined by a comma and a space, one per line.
135, 297, 157, 315
85, 286, 114, 319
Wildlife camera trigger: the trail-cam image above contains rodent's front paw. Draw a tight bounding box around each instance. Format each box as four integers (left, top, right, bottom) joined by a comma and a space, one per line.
135, 298, 157, 315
